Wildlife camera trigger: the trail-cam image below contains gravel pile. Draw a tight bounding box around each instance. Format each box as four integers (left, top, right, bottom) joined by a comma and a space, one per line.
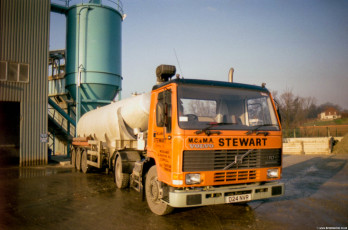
333, 133, 348, 154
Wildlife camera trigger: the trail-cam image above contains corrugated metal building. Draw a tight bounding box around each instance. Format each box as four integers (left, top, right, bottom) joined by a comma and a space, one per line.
0, 0, 50, 166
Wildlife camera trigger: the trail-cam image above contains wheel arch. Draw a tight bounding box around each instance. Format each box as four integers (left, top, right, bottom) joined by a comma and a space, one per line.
142, 157, 156, 177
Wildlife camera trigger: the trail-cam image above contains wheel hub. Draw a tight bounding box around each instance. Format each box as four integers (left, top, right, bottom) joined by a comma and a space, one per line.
150, 180, 160, 201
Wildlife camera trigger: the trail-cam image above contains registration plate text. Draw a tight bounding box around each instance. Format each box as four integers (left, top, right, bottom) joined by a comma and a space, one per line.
225, 194, 252, 203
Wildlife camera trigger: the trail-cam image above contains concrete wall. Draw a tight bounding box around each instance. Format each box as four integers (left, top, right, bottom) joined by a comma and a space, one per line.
283, 137, 343, 155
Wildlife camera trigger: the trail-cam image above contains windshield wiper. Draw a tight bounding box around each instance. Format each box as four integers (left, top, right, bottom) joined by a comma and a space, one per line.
195, 122, 237, 136
245, 124, 278, 136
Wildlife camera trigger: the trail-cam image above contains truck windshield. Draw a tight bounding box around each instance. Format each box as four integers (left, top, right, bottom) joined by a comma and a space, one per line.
177, 84, 280, 131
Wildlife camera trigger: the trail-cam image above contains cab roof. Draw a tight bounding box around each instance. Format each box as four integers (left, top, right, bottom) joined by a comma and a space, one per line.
152, 78, 270, 93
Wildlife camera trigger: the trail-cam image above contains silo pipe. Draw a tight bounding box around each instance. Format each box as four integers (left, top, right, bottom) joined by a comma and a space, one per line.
76, 6, 91, 124
51, 3, 68, 14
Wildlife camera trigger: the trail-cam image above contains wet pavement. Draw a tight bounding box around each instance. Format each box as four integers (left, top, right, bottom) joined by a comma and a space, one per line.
0, 154, 348, 230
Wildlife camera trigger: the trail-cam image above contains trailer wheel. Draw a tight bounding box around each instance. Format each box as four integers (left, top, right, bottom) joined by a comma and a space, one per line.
81, 150, 89, 174
145, 166, 174, 215
76, 148, 82, 172
71, 148, 76, 168
115, 156, 130, 189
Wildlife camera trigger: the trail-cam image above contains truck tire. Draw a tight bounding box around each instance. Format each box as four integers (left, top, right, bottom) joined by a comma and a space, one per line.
145, 166, 174, 215
71, 148, 76, 168
115, 156, 130, 189
76, 148, 82, 172
81, 150, 89, 174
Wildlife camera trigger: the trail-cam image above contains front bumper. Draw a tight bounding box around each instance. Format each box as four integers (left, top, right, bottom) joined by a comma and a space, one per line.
167, 182, 284, 208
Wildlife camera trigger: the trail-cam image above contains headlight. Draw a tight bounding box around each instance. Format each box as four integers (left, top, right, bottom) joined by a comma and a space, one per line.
185, 174, 201, 185
267, 169, 279, 178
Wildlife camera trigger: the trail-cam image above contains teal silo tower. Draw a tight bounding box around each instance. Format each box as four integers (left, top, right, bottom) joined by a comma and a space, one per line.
65, 0, 123, 121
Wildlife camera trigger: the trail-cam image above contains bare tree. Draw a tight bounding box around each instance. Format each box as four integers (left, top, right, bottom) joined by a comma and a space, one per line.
276, 89, 317, 129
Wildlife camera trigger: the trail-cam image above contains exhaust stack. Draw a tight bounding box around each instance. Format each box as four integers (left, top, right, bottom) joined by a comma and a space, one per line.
228, 68, 234, 82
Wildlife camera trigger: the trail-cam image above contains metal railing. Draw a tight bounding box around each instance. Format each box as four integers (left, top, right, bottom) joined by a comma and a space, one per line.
283, 125, 348, 138
51, 0, 70, 6
51, 0, 124, 15
48, 105, 76, 138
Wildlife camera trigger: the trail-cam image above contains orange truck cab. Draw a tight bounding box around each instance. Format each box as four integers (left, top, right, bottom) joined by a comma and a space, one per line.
141, 66, 284, 215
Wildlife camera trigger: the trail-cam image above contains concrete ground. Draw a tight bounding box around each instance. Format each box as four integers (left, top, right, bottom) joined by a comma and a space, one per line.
0, 154, 347, 230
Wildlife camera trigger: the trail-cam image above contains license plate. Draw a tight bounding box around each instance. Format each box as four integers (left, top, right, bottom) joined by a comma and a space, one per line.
225, 194, 252, 203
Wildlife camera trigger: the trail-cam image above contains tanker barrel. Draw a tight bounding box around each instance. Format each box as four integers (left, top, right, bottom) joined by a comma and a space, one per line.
77, 92, 151, 148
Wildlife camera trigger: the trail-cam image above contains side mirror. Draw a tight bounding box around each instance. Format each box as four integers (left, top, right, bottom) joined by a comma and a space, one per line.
273, 99, 282, 123
156, 102, 165, 127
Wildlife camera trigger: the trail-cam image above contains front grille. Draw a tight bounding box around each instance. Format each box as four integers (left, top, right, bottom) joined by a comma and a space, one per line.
214, 170, 258, 183
183, 149, 281, 172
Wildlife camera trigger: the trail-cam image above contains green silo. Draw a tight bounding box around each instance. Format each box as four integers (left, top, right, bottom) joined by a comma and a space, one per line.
65, 1, 123, 120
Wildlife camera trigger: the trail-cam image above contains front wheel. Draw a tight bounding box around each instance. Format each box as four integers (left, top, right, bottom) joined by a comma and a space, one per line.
145, 166, 174, 215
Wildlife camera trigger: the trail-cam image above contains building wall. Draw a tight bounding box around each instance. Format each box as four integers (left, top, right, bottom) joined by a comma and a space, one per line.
0, 0, 50, 166
319, 112, 341, 121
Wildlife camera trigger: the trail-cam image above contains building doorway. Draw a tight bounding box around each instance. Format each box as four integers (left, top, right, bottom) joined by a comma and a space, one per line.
0, 102, 20, 166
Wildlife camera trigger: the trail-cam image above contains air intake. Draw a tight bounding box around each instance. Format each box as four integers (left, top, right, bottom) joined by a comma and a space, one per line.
156, 65, 176, 84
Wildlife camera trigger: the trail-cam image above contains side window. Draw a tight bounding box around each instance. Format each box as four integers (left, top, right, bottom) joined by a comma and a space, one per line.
156, 90, 172, 132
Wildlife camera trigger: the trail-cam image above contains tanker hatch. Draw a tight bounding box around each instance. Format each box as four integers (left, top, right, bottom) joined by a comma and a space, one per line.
156, 65, 176, 84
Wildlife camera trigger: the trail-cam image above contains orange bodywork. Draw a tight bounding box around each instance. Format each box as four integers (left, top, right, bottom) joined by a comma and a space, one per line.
147, 82, 283, 188
72, 141, 89, 147
72, 136, 92, 147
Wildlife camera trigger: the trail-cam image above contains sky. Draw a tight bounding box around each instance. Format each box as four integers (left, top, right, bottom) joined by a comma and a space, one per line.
50, 0, 348, 110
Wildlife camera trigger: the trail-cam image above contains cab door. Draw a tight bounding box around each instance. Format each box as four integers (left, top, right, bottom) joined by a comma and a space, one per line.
152, 88, 173, 180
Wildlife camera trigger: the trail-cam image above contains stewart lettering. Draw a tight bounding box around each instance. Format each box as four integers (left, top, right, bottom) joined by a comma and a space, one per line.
256, 138, 261, 146
233, 138, 238, 146
262, 138, 267, 146
240, 138, 249, 146
249, 139, 255, 146
219, 138, 224, 146
218, 138, 268, 147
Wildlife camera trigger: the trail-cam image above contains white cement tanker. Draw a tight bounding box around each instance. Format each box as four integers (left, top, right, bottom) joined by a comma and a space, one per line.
76, 92, 151, 149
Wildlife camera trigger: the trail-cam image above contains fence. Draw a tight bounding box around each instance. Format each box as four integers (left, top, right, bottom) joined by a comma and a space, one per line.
283, 125, 348, 138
